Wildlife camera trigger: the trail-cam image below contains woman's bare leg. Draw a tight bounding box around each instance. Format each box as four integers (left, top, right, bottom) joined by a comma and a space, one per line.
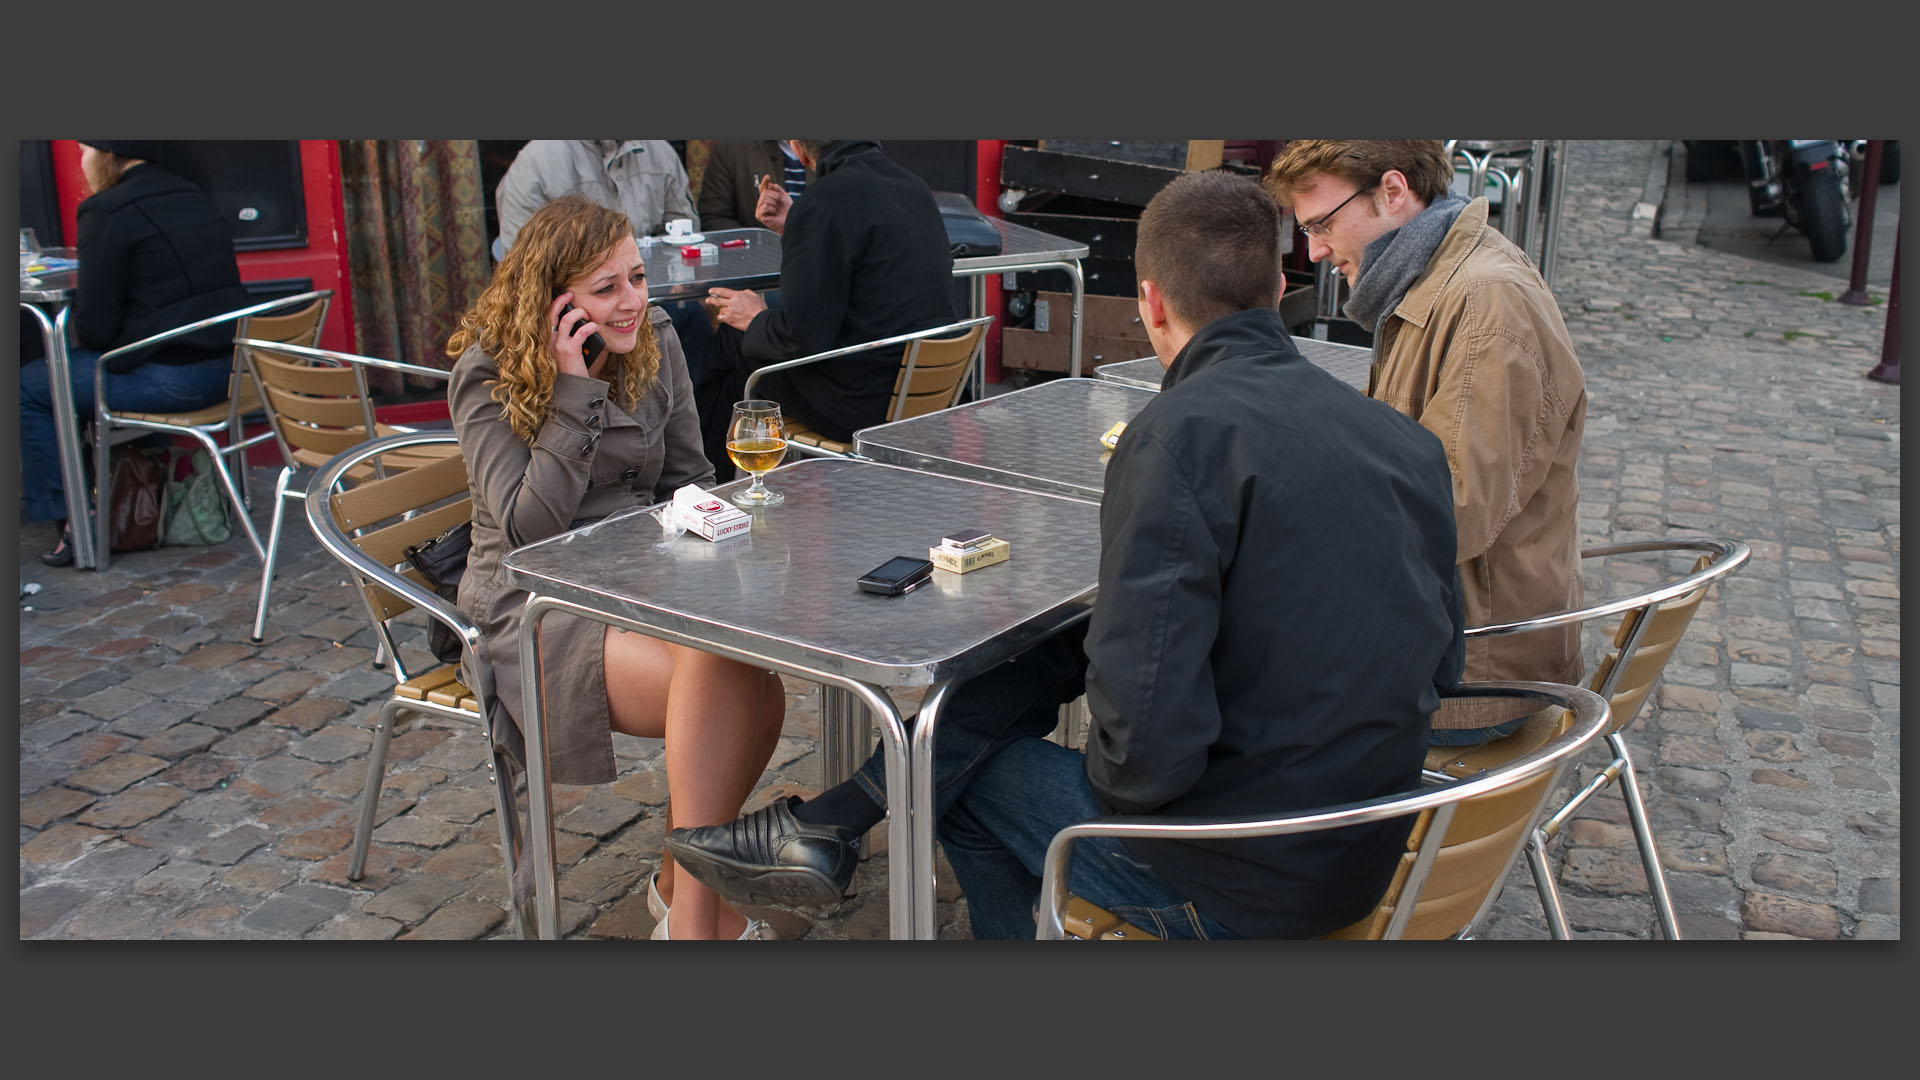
601, 629, 785, 938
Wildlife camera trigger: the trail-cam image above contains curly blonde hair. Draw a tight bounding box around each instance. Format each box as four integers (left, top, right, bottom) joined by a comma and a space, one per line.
446, 195, 660, 442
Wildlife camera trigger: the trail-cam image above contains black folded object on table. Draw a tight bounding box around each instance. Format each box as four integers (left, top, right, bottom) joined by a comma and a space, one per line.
933, 191, 1002, 257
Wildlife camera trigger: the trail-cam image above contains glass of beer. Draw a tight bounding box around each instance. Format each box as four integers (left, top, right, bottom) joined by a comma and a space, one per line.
727, 399, 787, 507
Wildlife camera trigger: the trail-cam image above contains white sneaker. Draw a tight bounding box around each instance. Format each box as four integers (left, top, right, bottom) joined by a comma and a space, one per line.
646, 871, 667, 923
651, 908, 774, 940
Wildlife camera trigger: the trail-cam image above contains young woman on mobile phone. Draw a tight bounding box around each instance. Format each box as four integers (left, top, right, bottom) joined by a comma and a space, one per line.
447, 194, 785, 940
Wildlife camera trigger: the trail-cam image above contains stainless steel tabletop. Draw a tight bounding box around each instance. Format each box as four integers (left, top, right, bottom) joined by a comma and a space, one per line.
1094, 337, 1374, 392
20, 247, 78, 303
854, 377, 1157, 501
952, 218, 1090, 272
641, 227, 783, 301
20, 271, 76, 303
503, 457, 1101, 689
504, 456, 1101, 940
1089, 357, 1164, 389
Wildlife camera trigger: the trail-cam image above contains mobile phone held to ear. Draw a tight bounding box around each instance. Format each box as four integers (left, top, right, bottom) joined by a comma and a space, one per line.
556, 300, 607, 365
857, 555, 934, 596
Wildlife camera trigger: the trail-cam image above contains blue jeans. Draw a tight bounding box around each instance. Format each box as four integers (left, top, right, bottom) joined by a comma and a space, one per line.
846, 623, 1240, 940
18, 350, 233, 521
1427, 714, 1528, 747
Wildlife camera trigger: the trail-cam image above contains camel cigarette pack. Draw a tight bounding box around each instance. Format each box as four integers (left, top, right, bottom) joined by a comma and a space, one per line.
1100, 421, 1127, 450
671, 485, 751, 542
929, 537, 1010, 574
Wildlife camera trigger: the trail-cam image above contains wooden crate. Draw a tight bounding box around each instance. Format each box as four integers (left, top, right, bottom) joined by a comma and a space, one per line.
1000, 327, 1158, 376
1031, 291, 1149, 342
1036, 140, 1225, 172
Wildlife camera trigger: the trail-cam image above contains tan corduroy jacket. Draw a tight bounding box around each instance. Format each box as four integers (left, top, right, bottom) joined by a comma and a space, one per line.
1367, 198, 1587, 729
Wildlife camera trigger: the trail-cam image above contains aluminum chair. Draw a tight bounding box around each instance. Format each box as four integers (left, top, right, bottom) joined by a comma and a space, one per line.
1445, 139, 1539, 246
1437, 536, 1751, 940
1038, 681, 1611, 940
303, 432, 530, 938
742, 315, 993, 458
90, 290, 332, 570
237, 338, 457, 643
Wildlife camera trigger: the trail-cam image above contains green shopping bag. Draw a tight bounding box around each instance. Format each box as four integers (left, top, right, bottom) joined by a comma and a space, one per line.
162, 448, 233, 547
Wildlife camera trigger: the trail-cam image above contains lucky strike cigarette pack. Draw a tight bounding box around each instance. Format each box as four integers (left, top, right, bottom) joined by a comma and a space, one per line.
671, 484, 751, 541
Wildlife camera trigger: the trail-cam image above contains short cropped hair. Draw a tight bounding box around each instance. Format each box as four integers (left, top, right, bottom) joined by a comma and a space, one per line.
1265, 140, 1454, 208
1134, 170, 1284, 329
791, 140, 833, 163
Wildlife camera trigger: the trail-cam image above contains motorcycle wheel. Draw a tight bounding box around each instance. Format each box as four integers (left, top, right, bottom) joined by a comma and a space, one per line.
1800, 168, 1849, 263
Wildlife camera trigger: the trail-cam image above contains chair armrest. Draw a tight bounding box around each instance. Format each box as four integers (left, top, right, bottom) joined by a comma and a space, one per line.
303, 432, 491, 698
236, 338, 452, 383
96, 289, 333, 369
1465, 536, 1750, 639
1033, 680, 1610, 939
742, 315, 994, 400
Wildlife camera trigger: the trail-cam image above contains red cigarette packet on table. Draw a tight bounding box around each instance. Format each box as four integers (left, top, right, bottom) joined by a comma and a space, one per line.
671, 484, 751, 541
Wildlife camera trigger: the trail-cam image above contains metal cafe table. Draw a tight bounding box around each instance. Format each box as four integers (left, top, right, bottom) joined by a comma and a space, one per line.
1094, 336, 1375, 393
644, 218, 1091, 387
638, 227, 783, 301
502, 457, 1101, 940
952, 218, 1091, 381
854, 377, 1156, 502
19, 250, 99, 569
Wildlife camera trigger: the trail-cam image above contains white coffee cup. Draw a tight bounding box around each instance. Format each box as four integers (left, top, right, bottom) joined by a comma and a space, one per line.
664, 218, 693, 239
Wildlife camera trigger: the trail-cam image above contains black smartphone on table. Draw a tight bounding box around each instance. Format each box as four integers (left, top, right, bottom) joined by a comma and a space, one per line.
858, 555, 934, 596
555, 299, 607, 365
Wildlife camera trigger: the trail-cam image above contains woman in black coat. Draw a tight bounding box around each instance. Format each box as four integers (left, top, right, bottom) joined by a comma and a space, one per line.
20, 140, 248, 565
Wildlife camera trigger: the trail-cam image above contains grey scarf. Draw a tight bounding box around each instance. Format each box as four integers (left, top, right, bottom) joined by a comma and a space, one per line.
1342, 193, 1471, 341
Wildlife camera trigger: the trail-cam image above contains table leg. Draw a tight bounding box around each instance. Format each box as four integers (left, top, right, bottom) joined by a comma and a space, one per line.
907, 680, 958, 938
818, 684, 871, 788
968, 275, 987, 397
1064, 262, 1086, 379
823, 681, 915, 940
21, 304, 99, 569
517, 596, 564, 939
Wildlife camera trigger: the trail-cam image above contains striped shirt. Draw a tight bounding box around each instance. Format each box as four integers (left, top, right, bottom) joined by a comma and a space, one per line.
779, 142, 808, 201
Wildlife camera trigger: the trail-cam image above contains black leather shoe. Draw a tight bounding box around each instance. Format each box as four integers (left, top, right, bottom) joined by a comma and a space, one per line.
38, 527, 74, 568
665, 796, 859, 910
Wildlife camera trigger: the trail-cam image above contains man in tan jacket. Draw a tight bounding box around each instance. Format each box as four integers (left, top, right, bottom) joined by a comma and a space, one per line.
1266, 140, 1587, 745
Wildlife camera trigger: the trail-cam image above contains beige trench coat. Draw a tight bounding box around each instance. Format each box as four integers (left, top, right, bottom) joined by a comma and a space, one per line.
451, 305, 713, 783
1368, 199, 1588, 730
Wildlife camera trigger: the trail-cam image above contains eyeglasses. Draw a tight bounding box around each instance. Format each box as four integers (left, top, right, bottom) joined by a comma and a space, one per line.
1296, 180, 1379, 239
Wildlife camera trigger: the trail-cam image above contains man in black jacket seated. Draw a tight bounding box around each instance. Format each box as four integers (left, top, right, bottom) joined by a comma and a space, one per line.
668, 171, 1466, 939
700, 140, 953, 479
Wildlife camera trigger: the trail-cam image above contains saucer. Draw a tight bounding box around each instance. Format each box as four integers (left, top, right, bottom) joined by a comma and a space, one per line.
662, 232, 704, 246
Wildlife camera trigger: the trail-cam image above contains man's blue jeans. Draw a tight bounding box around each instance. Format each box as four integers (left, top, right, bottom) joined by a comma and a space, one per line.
845, 623, 1240, 940
17, 350, 232, 522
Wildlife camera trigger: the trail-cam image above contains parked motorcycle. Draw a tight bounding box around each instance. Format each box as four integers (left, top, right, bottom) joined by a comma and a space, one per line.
1683, 139, 1853, 263
1740, 140, 1852, 263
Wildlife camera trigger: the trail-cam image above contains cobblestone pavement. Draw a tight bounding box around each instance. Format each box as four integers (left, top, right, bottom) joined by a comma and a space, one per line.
17, 140, 1899, 941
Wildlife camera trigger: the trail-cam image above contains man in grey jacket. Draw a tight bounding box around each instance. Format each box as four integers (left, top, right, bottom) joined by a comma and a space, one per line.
495, 140, 696, 254
667, 170, 1466, 939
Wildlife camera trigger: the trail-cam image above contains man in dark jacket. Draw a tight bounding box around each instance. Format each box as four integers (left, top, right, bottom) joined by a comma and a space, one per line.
696, 139, 813, 230
700, 139, 954, 477
668, 170, 1465, 938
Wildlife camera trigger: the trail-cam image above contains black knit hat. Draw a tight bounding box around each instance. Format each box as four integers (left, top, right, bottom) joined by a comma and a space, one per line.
79, 140, 164, 162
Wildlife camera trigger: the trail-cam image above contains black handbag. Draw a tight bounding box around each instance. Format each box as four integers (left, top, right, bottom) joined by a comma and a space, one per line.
403, 521, 473, 665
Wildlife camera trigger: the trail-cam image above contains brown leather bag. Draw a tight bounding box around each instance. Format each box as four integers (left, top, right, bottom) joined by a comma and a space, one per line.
109, 447, 167, 552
